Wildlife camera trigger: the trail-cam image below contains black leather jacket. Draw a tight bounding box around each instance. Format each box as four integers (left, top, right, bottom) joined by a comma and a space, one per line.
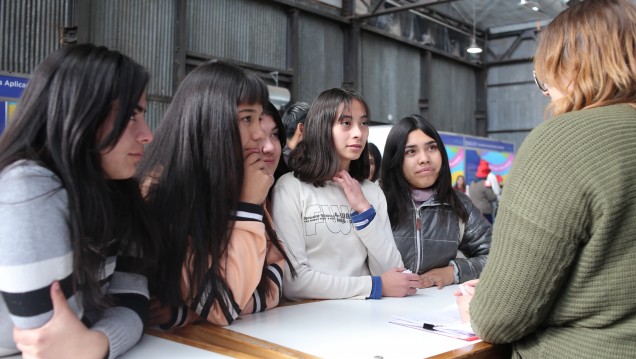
392, 191, 491, 282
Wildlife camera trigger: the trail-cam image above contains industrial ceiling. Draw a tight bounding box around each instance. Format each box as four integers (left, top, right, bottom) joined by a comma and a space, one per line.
352, 0, 575, 36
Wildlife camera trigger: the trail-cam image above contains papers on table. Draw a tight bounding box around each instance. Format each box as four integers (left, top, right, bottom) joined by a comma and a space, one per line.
390, 304, 479, 341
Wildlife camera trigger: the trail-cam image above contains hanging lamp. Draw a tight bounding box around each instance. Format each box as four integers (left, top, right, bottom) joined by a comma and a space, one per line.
467, 0, 482, 54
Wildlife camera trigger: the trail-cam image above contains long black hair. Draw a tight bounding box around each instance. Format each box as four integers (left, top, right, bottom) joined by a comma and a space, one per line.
0, 44, 156, 308
290, 88, 370, 186
380, 115, 468, 229
137, 62, 294, 313
262, 101, 289, 180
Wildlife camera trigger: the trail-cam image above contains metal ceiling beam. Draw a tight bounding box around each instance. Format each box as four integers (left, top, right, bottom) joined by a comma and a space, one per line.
370, 0, 387, 15
361, 1, 483, 37
475, 0, 502, 24
496, 29, 536, 62
352, 0, 459, 20
342, 0, 361, 91
269, 0, 349, 23
414, 6, 479, 35
360, 24, 482, 68
489, 24, 542, 39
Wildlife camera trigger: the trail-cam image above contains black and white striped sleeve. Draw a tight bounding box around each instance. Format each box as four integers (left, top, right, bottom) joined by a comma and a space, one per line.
0, 163, 82, 353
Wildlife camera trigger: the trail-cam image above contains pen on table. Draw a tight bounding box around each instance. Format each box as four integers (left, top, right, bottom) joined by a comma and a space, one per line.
422, 323, 443, 330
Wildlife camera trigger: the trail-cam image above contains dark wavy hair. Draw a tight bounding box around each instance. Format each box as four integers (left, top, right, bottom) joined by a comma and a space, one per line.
380, 115, 468, 229
137, 62, 294, 314
0, 44, 156, 308
289, 88, 370, 186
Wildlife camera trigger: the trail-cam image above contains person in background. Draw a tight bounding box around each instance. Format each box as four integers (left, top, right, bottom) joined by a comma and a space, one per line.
139, 62, 294, 329
495, 174, 503, 188
380, 115, 491, 289
272, 88, 420, 301
494, 174, 504, 196
456, 1, 636, 357
367, 142, 382, 182
453, 175, 466, 193
262, 101, 289, 180
258, 100, 291, 303
486, 168, 501, 200
281, 101, 310, 166
468, 160, 497, 223
486, 164, 502, 219
0, 44, 157, 358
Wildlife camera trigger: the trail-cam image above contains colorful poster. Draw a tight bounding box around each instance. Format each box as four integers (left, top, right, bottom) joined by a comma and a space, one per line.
440, 132, 515, 187
440, 133, 466, 186
0, 74, 29, 135
0, 102, 5, 134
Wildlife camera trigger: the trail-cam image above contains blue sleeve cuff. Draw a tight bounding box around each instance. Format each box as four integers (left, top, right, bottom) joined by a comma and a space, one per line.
367, 276, 383, 299
351, 206, 376, 230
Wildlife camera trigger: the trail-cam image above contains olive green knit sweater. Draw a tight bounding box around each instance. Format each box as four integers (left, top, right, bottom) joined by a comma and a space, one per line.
470, 104, 636, 359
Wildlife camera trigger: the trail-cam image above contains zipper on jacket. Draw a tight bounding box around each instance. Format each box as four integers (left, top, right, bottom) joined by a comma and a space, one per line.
412, 200, 422, 274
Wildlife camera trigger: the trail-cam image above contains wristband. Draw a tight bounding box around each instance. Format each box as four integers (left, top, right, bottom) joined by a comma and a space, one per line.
351, 206, 376, 230
367, 275, 383, 299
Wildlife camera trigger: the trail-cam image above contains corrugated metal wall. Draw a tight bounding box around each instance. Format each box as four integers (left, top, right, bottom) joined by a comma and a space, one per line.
486, 35, 548, 150
1, 0, 66, 73
428, 55, 476, 134
88, 0, 174, 130
361, 31, 420, 124
187, 0, 287, 70
487, 62, 549, 148
145, 100, 171, 133
2, 0, 494, 140
297, 13, 344, 103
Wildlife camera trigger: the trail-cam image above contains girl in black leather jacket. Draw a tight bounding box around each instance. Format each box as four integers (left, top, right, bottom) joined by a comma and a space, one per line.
380, 115, 491, 289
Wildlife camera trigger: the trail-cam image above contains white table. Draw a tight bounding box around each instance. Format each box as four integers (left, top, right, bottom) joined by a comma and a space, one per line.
4, 335, 230, 359
5, 286, 505, 358
226, 285, 480, 359
120, 334, 231, 358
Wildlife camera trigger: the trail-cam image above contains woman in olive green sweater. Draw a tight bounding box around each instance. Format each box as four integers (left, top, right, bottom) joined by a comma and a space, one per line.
456, 1, 636, 358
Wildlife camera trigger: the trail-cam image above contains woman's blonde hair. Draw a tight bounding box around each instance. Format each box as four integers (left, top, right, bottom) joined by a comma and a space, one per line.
534, 0, 636, 116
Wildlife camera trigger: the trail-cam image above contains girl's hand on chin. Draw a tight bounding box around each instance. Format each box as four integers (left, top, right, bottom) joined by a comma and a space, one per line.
240, 151, 273, 205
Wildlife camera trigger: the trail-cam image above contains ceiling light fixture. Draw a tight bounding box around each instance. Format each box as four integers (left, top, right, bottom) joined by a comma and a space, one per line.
519, 0, 541, 12
467, 0, 482, 54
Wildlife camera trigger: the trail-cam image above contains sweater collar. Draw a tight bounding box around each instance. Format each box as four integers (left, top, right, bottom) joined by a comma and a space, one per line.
411, 188, 435, 203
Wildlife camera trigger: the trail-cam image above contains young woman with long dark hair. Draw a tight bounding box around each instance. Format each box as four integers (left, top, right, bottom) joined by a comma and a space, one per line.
272, 88, 420, 301
453, 175, 466, 193
0, 44, 156, 358
380, 115, 491, 289
139, 62, 294, 328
